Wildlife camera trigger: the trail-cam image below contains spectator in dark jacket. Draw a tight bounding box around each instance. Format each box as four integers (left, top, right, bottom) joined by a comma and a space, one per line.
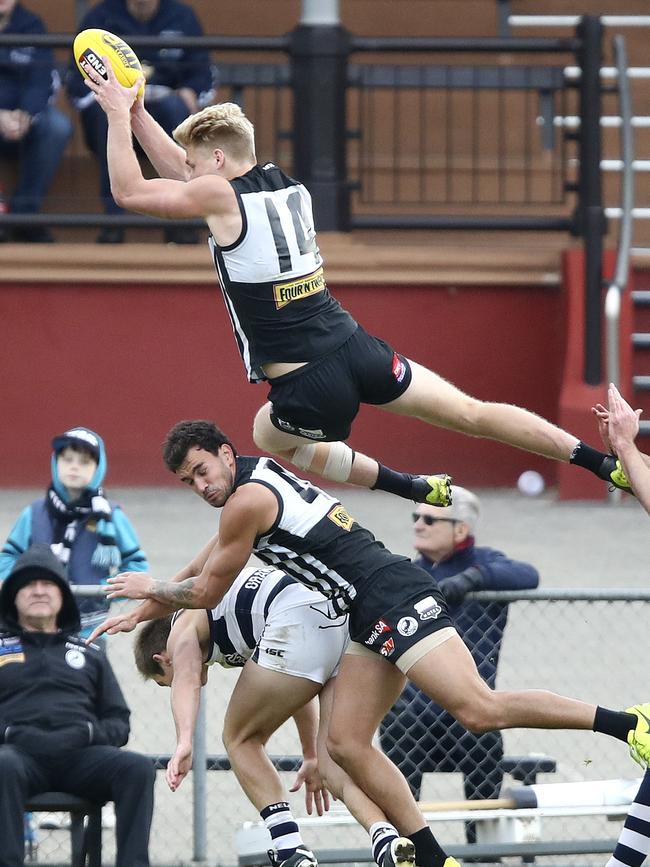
379, 486, 539, 842
0, 544, 154, 867
0, 0, 73, 242
67, 0, 215, 243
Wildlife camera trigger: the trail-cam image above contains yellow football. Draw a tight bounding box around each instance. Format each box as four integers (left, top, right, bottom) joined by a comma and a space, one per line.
73, 28, 144, 97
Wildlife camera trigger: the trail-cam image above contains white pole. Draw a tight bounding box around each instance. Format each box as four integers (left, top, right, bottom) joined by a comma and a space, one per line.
301, 0, 340, 26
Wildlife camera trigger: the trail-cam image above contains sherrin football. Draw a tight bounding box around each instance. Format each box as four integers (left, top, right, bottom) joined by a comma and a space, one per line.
73, 28, 144, 97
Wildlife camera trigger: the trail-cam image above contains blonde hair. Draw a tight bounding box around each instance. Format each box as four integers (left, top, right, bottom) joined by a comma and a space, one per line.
173, 103, 256, 162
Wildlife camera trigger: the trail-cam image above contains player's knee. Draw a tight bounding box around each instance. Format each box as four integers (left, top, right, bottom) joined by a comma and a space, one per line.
454, 397, 485, 434
452, 694, 499, 733
325, 730, 358, 772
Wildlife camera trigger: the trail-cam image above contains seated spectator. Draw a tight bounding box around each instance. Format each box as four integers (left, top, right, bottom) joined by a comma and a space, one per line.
67, 0, 216, 244
0, 426, 149, 640
0, 0, 73, 243
0, 544, 154, 867
379, 486, 539, 843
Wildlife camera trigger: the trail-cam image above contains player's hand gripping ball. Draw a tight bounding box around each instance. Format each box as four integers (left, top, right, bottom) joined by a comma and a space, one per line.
73, 28, 144, 97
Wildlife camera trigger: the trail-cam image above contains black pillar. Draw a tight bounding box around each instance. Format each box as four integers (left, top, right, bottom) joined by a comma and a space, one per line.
290, 24, 350, 231
575, 15, 606, 385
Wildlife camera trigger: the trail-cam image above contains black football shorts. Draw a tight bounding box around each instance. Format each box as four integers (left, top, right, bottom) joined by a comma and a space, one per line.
348, 560, 454, 667
268, 325, 412, 441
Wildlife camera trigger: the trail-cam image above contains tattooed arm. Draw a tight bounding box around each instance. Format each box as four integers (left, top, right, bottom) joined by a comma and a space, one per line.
107, 484, 279, 609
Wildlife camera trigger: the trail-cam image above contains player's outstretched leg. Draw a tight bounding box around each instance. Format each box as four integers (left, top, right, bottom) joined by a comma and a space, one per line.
253, 403, 452, 505
382, 361, 633, 493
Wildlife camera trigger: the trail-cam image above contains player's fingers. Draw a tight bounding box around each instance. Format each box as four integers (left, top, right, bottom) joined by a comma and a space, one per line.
106, 619, 129, 634
322, 789, 331, 812
101, 56, 118, 84
85, 621, 112, 643
313, 790, 324, 817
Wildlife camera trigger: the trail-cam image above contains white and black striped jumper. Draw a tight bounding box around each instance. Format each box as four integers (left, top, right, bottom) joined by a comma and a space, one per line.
177, 565, 297, 669
208, 162, 357, 383
233, 456, 409, 617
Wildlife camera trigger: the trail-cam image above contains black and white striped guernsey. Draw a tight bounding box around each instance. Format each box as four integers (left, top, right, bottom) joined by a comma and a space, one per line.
203, 565, 297, 668
208, 163, 357, 383
234, 456, 408, 615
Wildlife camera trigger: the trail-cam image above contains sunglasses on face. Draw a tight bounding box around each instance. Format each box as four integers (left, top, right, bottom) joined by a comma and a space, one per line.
412, 513, 457, 526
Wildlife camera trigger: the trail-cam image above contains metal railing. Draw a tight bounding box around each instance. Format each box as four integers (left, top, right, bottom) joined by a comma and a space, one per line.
511, 13, 650, 413
0, 26, 588, 235
605, 36, 635, 391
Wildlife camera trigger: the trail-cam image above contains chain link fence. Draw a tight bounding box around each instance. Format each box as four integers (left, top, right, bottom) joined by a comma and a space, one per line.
30, 590, 650, 866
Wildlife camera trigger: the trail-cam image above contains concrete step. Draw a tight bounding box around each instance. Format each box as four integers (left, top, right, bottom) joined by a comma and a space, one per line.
632, 290, 650, 306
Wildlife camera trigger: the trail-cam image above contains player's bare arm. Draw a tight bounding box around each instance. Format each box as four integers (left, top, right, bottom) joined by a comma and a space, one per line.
103, 533, 221, 609
108, 483, 278, 609
607, 384, 650, 514
165, 611, 207, 790
84, 60, 237, 221
290, 698, 330, 816
85, 597, 175, 644
593, 395, 650, 472
130, 98, 188, 180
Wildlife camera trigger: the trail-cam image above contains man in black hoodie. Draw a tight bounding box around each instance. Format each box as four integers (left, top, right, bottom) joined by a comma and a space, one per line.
0, 544, 154, 867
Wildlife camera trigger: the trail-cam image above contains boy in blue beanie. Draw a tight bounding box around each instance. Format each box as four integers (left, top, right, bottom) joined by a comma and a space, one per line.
0, 426, 149, 638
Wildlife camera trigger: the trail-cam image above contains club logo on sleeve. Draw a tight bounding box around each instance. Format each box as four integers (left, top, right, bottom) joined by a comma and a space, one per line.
327, 504, 355, 532
380, 637, 395, 657
364, 619, 391, 646
397, 616, 418, 637
414, 596, 442, 621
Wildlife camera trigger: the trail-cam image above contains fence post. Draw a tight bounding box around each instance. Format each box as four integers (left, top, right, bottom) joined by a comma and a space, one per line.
575, 15, 606, 385
192, 691, 207, 863
290, 10, 350, 230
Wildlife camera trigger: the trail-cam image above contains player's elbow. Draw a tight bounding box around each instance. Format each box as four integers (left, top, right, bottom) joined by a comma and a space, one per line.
195, 576, 223, 610
111, 187, 133, 210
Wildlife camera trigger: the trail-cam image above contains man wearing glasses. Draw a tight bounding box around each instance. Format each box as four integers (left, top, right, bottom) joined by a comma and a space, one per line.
380, 487, 539, 842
